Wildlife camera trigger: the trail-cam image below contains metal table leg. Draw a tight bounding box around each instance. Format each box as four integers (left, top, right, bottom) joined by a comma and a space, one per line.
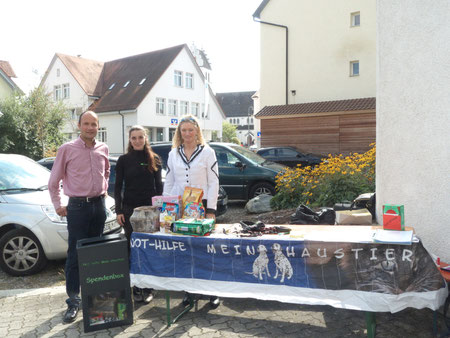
365, 311, 376, 338
165, 291, 195, 327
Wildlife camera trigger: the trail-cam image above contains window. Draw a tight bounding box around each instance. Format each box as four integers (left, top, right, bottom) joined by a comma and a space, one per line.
156, 128, 164, 142
351, 12, 360, 27
185, 73, 194, 89
350, 61, 360, 76
174, 70, 183, 87
63, 83, 70, 99
108, 83, 115, 90
70, 109, 77, 120
191, 102, 199, 116
180, 101, 189, 115
139, 78, 146, 85
97, 127, 107, 142
202, 104, 209, 119
123, 80, 130, 87
169, 128, 176, 141
54, 85, 61, 101
156, 98, 166, 115
56, 68, 60, 77
168, 99, 178, 116
278, 148, 299, 158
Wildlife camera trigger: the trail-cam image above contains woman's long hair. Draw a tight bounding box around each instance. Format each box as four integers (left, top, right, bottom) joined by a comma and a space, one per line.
172, 114, 205, 148
127, 125, 160, 172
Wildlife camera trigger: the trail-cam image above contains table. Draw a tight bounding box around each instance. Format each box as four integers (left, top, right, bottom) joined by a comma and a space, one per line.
129, 225, 448, 334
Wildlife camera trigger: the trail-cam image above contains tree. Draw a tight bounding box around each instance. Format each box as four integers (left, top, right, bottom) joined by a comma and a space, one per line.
0, 87, 67, 160
222, 121, 238, 143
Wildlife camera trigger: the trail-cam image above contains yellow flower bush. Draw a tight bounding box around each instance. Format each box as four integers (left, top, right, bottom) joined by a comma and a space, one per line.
271, 144, 376, 209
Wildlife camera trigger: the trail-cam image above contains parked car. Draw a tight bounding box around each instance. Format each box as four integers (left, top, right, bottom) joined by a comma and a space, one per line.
257, 146, 323, 168
151, 142, 286, 200
38, 156, 118, 198
38, 154, 228, 216
0, 154, 121, 276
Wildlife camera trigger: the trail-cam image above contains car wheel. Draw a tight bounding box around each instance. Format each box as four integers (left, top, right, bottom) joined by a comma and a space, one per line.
0, 228, 48, 276
249, 182, 275, 199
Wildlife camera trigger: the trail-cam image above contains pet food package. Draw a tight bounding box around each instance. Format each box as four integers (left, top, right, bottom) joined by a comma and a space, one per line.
152, 195, 182, 218
129, 206, 160, 233
159, 202, 179, 232
183, 202, 205, 219
182, 187, 203, 210
383, 204, 405, 230
335, 208, 372, 225
172, 218, 215, 236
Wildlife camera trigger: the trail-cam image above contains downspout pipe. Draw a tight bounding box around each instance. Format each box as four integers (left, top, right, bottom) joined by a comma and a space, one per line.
118, 111, 125, 153
253, 17, 288, 105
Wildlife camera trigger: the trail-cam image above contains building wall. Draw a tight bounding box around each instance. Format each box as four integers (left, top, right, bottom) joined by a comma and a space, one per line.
97, 112, 137, 156
259, 0, 376, 108
42, 57, 90, 137
0, 76, 14, 101
377, 1, 450, 261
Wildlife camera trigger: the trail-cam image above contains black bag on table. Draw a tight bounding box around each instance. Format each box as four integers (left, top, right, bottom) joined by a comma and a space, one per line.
290, 205, 335, 225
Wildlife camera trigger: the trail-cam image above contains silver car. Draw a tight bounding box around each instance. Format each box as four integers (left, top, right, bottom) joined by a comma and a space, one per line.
0, 154, 120, 276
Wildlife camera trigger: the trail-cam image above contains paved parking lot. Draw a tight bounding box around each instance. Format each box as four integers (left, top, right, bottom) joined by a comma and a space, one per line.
0, 286, 448, 337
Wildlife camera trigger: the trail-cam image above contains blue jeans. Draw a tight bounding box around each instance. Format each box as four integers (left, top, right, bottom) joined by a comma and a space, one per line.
65, 197, 106, 307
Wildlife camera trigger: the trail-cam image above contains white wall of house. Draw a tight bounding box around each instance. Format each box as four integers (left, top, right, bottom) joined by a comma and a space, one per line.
42, 57, 90, 138
258, 0, 376, 108
97, 111, 137, 156
138, 47, 223, 144
377, 1, 450, 261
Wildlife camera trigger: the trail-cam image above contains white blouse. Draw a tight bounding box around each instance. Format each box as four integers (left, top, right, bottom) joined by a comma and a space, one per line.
163, 144, 219, 212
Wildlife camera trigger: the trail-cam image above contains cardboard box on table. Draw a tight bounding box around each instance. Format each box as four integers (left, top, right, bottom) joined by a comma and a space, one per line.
335, 208, 372, 225
77, 234, 133, 333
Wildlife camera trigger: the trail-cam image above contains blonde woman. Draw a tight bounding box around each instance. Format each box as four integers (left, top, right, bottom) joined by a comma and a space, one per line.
163, 114, 220, 308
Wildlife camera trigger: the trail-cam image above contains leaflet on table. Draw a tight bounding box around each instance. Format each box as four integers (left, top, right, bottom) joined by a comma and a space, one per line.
303, 228, 375, 243
372, 229, 413, 245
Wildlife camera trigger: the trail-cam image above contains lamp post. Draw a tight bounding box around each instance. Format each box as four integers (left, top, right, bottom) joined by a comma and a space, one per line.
247, 106, 253, 147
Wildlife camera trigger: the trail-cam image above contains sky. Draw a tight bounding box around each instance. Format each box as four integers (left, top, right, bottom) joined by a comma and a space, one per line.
1, 0, 262, 94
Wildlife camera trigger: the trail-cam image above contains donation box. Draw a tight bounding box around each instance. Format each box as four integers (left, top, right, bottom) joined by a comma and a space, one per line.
77, 234, 133, 333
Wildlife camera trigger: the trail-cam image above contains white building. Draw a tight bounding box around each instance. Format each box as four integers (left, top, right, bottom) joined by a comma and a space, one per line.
253, 0, 376, 156
377, 1, 450, 262
40, 44, 225, 155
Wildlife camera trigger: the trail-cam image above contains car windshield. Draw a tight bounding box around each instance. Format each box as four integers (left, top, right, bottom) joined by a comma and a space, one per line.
228, 145, 267, 165
0, 156, 50, 191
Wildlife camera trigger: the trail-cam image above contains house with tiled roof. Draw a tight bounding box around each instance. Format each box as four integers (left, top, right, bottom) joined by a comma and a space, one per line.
252, 1, 376, 155
40, 44, 225, 155
216, 91, 257, 146
0, 61, 22, 101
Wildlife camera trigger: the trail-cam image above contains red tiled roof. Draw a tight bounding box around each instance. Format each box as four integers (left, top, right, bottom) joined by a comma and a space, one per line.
57, 54, 104, 96
0, 61, 17, 78
255, 97, 376, 118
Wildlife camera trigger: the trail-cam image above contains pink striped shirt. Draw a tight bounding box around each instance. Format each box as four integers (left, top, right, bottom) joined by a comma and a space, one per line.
48, 137, 110, 210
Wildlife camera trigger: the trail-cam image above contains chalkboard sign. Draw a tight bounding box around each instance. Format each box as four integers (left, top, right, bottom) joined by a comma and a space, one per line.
77, 234, 133, 333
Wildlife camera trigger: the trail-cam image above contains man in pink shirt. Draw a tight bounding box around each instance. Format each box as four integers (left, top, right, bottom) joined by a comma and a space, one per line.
48, 110, 110, 323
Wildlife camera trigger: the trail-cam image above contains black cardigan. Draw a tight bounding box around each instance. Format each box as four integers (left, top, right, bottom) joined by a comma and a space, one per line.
114, 150, 163, 214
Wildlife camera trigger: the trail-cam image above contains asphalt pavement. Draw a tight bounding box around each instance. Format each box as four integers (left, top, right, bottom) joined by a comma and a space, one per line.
0, 286, 448, 337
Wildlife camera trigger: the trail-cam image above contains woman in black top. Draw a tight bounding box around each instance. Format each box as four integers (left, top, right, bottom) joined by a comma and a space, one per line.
115, 125, 163, 303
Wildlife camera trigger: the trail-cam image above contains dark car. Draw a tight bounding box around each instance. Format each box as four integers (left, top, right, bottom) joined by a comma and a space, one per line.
37, 155, 228, 217
257, 146, 323, 168
38, 157, 118, 197
151, 142, 286, 200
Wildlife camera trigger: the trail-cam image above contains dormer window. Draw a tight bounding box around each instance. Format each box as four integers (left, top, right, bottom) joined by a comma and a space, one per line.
108, 83, 115, 90
139, 78, 146, 85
